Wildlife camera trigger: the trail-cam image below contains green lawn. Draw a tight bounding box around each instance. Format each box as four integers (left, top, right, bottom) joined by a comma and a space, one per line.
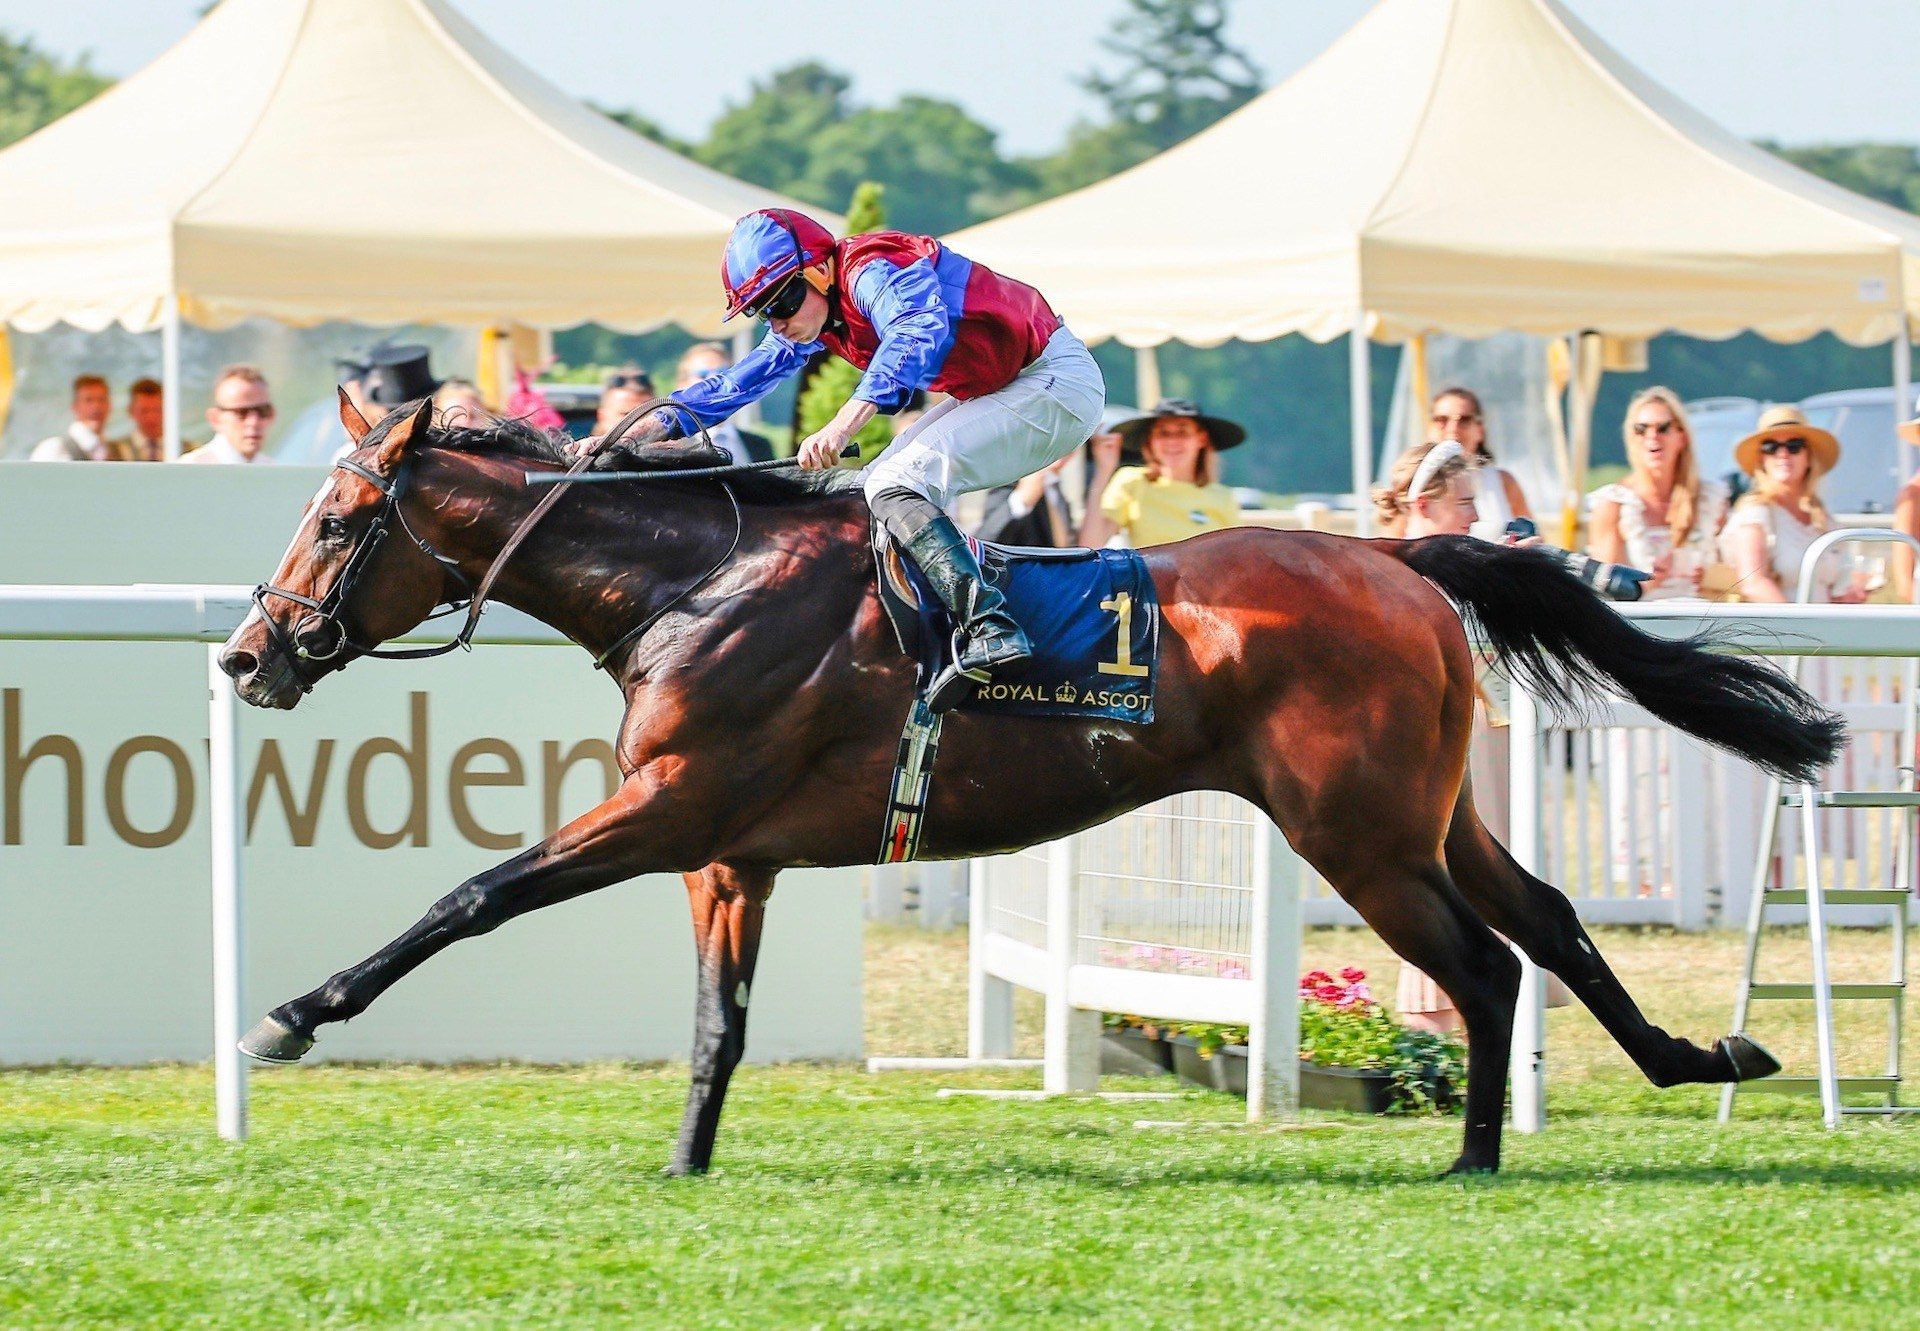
6, 926, 1920, 1329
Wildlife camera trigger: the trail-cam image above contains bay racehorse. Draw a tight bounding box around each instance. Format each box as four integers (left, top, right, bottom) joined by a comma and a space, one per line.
220, 395, 1841, 1176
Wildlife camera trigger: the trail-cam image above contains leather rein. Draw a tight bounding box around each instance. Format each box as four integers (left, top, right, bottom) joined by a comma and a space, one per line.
251, 396, 740, 691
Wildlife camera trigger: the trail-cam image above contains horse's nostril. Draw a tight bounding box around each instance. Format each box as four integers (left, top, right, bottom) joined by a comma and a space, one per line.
219, 646, 258, 680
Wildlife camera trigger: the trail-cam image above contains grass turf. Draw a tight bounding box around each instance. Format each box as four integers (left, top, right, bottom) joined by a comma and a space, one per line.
7, 925, 1920, 1329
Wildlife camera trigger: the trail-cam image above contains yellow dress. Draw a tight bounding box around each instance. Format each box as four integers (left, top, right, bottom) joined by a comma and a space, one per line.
1099, 466, 1241, 548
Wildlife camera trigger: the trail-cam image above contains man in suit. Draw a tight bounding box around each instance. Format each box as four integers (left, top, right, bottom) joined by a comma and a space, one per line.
676, 342, 773, 464
30, 375, 130, 461
975, 452, 1078, 547
176, 364, 275, 465
115, 378, 166, 461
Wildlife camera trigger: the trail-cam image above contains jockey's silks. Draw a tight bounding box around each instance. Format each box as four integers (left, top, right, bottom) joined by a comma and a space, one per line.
667, 232, 1063, 430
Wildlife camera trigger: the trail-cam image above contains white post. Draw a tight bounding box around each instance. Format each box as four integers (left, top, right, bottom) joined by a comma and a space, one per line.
1133, 343, 1162, 408
1350, 319, 1373, 537
967, 858, 1015, 1059
1043, 836, 1098, 1093
1506, 681, 1547, 1132
206, 643, 247, 1141
1247, 812, 1301, 1121
160, 294, 183, 461
1670, 735, 1712, 930
731, 326, 759, 429
1894, 323, 1912, 425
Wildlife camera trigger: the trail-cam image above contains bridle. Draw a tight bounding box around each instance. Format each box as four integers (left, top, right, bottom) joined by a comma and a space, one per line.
249, 397, 743, 692
251, 453, 479, 693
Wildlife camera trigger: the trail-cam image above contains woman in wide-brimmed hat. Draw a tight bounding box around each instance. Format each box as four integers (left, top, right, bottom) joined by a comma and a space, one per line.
1718, 405, 1862, 603
1078, 398, 1245, 548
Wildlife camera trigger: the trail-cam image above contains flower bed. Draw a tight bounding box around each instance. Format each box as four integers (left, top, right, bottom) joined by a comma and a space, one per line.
1102, 968, 1464, 1115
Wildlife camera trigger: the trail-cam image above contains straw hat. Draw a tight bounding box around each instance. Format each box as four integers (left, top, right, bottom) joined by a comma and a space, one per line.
1732, 405, 1839, 478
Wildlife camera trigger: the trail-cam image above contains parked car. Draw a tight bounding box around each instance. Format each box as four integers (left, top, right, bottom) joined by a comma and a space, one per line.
1683, 396, 1765, 502
1797, 386, 1916, 516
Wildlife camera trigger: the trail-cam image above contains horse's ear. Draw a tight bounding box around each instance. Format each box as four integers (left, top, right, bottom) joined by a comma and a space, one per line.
337, 386, 372, 445
374, 396, 435, 471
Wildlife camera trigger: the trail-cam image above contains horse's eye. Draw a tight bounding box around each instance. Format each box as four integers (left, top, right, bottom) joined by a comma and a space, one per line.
318, 516, 349, 543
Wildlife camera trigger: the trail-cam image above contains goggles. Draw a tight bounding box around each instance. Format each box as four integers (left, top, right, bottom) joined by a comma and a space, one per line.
744, 275, 810, 322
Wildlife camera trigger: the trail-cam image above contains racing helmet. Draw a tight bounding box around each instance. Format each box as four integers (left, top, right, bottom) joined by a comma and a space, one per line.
721, 209, 836, 321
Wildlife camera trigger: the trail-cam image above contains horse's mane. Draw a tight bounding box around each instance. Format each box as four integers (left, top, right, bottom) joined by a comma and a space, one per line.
372, 404, 863, 505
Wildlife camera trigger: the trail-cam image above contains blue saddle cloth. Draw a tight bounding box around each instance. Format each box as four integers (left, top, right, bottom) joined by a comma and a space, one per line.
897, 541, 1159, 724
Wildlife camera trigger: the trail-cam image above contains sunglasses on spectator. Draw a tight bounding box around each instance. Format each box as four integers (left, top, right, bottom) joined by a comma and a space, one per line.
1431, 412, 1480, 427
745, 275, 810, 322
218, 403, 275, 420
1760, 437, 1808, 456
604, 373, 652, 391
1633, 419, 1680, 436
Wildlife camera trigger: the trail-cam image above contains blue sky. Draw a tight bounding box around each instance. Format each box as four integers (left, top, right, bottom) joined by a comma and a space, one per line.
8, 1, 1919, 156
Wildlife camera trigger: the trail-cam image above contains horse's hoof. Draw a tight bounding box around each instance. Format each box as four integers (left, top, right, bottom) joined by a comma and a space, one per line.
660, 1161, 709, 1179
238, 1015, 314, 1064
1440, 1159, 1498, 1178
1717, 1032, 1780, 1082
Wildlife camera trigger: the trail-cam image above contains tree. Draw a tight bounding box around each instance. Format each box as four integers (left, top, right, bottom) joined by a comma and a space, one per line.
0, 31, 113, 150
1760, 140, 1920, 214
796, 183, 894, 457
1010, 0, 1262, 206
697, 62, 852, 205
803, 97, 1029, 235
588, 103, 691, 157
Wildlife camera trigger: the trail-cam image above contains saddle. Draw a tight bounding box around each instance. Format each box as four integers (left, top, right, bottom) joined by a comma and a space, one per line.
872, 527, 1159, 724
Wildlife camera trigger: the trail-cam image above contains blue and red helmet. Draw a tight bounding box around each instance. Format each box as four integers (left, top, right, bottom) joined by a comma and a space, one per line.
721, 208, 836, 321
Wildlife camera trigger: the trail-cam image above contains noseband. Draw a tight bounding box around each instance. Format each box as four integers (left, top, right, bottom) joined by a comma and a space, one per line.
251, 455, 477, 693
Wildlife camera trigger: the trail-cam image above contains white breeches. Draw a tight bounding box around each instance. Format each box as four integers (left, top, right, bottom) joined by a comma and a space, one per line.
862, 326, 1106, 512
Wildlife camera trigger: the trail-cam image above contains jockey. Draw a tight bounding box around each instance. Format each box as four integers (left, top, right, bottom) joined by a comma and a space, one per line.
598, 208, 1106, 709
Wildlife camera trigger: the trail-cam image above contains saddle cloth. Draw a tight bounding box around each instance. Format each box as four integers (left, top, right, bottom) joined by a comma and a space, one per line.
877, 537, 1159, 724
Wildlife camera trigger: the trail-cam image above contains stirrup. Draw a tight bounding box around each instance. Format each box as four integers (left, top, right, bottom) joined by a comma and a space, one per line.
927, 631, 993, 714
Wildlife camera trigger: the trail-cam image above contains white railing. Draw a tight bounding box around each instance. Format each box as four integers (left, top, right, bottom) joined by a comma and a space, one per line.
970, 604, 1920, 1130
970, 790, 1302, 1120
0, 584, 574, 1142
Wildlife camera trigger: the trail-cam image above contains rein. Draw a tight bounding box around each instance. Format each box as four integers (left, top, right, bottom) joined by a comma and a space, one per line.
252, 396, 738, 689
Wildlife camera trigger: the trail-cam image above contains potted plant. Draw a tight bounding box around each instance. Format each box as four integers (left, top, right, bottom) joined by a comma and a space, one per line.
1101, 1012, 1175, 1076
1114, 968, 1464, 1114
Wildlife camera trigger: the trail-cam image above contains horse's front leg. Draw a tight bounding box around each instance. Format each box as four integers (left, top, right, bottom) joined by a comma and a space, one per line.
238, 776, 672, 1061
666, 863, 776, 1177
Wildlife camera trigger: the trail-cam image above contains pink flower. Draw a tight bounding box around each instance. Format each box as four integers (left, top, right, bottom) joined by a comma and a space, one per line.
1300, 970, 1333, 988
1340, 967, 1367, 984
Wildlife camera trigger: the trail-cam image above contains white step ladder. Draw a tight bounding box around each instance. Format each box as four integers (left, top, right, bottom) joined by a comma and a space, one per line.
1721, 528, 1920, 1129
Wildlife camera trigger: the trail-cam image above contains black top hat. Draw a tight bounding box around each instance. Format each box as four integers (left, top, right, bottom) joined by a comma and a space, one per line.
361, 344, 442, 406
1114, 397, 1247, 454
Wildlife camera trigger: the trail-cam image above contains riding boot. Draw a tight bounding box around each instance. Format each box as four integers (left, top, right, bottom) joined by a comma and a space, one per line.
876, 489, 1032, 712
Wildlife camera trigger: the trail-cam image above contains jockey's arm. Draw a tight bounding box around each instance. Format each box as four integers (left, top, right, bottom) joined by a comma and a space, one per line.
795, 258, 950, 470
572, 332, 817, 459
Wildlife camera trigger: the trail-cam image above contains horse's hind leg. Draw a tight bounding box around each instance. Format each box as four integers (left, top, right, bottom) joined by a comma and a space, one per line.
1443, 784, 1778, 1087
238, 777, 664, 1061
667, 864, 774, 1177
1296, 833, 1521, 1174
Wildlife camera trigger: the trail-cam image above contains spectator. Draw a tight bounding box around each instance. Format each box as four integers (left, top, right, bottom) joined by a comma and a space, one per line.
976, 454, 1077, 547
116, 378, 166, 462
177, 365, 274, 465
1892, 410, 1920, 600
1588, 387, 1726, 601
1079, 398, 1243, 548
1426, 385, 1531, 541
675, 344, 772, 464
1719, 406, 1863, 604
1372, 439, 1476, 538
594, 365, 656, 438
431, 379, 488, 428
360, 344, 441, 426
30, 374, 128, 462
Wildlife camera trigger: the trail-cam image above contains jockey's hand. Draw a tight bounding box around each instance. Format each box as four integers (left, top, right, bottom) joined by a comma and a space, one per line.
796, 427, 855, 470
564, 435, 601, 462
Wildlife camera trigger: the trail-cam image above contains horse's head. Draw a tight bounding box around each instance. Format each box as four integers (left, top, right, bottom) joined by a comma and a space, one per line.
219, 392, 455, 709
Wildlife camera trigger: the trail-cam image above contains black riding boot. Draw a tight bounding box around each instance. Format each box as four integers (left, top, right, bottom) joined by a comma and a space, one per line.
876, 489, 1032, 712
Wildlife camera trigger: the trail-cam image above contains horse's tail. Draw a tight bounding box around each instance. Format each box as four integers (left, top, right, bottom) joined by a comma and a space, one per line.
1394, 535, 1844, 783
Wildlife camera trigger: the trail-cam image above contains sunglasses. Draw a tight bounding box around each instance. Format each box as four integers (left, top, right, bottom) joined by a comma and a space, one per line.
745, 275, 809, 322
218, 403, 275, 420
604, 372, 652, 391
1431, 413, 1480, 427
1633, 420, 1680, 437
1759, 437, 1808, 456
